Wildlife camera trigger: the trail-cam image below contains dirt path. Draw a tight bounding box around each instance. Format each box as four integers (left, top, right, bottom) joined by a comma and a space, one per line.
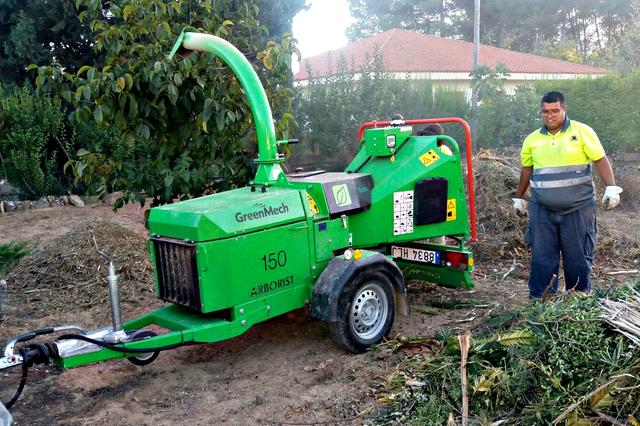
2, 202, 631, 424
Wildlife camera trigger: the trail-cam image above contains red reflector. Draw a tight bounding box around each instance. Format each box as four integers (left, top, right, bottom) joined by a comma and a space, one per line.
444, 251, 468, 270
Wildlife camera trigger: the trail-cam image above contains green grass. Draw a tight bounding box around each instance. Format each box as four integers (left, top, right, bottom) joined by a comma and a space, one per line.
0, 241, 31, 277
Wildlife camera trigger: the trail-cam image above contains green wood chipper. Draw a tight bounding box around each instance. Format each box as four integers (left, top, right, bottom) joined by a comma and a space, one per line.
0, 31, 477, 410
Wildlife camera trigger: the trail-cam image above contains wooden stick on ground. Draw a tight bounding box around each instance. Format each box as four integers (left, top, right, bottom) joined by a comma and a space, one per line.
605, 270, 639, 276
542, 273, 558, 300
458, 331, 472, 426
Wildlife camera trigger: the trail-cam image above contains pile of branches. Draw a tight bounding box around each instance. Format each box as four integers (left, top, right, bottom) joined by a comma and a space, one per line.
470, 150, 529, 264
469, 149, 640, 271
372, 277, 640, 424
6, 220, 154, 319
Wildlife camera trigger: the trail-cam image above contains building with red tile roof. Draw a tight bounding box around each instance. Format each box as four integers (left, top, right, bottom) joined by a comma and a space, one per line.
294, 29, 608, 93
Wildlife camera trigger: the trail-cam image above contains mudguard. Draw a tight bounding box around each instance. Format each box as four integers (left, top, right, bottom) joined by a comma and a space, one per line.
310, 252, 410, 322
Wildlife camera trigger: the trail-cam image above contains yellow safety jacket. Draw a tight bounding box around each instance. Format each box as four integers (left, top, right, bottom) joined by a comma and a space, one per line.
521, 118, 605, 213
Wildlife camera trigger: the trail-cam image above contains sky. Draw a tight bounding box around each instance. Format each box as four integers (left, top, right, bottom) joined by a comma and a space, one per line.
291, 0, 354, 72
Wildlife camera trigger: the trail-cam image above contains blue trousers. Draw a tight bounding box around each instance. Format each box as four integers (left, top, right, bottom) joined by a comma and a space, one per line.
525, 200, 596, 298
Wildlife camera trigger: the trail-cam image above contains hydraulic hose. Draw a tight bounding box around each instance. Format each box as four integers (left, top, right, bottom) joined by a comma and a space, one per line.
4, 363, 27, 410
2, 333, 194, 410
3, 343, 53, 410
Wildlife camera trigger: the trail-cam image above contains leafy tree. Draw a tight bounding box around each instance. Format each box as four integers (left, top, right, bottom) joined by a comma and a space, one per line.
255, 0, 307, 39
0, 0, 96, 84
0, 0, 305, 85
33, 0, 299, 208
346, 0, 637, 67
601, 2, 640, 74
346, 0, 459, 41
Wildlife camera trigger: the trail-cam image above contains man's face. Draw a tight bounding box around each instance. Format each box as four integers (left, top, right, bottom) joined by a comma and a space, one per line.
540, 101, 566, 131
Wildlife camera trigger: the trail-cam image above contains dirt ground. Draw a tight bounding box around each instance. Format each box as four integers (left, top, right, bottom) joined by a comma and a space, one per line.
0, 191, 638, 425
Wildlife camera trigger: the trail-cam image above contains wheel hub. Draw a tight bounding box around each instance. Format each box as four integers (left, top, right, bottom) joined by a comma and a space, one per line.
360, 299, 378, 325
350, 283, 389, 340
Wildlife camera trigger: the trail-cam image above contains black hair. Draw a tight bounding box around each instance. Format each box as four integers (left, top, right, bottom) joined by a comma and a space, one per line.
417, 123, 444, 136
541, 91, 565, 105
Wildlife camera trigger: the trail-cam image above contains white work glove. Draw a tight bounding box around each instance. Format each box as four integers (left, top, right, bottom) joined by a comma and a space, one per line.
602, 185, 623, 209
512, 198, 528, 216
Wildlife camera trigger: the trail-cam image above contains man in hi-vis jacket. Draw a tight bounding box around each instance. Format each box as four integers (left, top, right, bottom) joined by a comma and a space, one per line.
512, 91, 623, 299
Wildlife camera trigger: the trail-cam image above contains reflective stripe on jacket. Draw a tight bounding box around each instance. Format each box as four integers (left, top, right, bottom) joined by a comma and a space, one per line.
530, 164, 594, 212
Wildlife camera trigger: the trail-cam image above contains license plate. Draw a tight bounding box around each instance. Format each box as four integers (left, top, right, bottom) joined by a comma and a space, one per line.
391, 246, 441, 265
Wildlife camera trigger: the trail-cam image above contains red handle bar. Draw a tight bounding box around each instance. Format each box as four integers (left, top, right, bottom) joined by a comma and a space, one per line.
357, 118, 477, 242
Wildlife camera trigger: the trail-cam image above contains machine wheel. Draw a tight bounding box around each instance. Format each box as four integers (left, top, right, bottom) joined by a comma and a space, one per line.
328, 272, 395, 353
126, 330, 160, 366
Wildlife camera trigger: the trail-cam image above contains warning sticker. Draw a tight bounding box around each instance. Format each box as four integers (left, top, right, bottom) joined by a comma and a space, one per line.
393, 191, 414, 235
446, 198, 456, 221
306, 193, 319, 214
419, 150, 440, 167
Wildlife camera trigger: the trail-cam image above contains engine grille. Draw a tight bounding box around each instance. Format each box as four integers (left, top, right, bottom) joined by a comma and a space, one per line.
152, 237, 201, 310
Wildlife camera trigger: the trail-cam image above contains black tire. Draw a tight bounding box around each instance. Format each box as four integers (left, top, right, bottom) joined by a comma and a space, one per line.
126, 330, 160, 366
328, 272, 395, 353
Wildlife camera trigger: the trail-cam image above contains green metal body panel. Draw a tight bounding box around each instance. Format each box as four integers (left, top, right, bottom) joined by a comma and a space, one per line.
346, 133, 470, 246
312, 218, 350, 262
148, 187, 306, 242
401, 262, 473, 288
194, 220, 313, 312
364, 126, 412, 157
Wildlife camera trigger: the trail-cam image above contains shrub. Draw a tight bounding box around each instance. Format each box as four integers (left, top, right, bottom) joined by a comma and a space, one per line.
0, 241, 31, 277
0, 85, 71, 197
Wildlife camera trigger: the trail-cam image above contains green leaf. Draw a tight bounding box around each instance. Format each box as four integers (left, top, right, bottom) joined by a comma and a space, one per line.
173, 72, 183, 86
76, 161, 87, 177
82, 86, 92, 101
494, 329, 535, 347
167, 84, 178, 104
117, 77, 125, 91
123, 4, 136, 20
62, 90, 72, 103
127, 95, 138, 119
164, 175, 174, 187
216, 110, 225, 131
75, 86, 83, 103
202, 98, 213, 122
162, 22, 172, 38
77, 65, 91, 77
124, 73, 134, 90
154, 61, 162, 73
138, 124, 150, 140
114, 197, 124, 210
93, 107, 103, 124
